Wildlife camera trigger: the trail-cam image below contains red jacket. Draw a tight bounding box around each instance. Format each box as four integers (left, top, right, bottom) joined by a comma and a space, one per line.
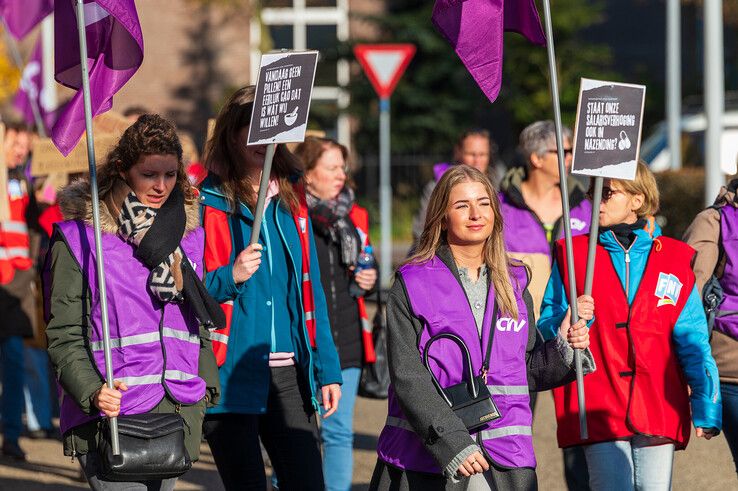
553, 234, 694, 449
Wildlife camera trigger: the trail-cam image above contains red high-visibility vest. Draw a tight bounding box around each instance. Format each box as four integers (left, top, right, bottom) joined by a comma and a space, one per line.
0, 180, 32, 285
553, 234, 694, 449
348, 204, 376, 364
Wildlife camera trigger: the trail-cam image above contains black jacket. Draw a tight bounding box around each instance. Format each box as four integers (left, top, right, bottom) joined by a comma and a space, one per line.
313, 229, 364, 369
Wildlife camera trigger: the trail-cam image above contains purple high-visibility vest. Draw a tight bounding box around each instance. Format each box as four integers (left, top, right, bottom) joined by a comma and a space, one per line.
499, 191, 591, 257
376, 257, 535, 473
715, 206, 738, 340
54, 220, 206, 433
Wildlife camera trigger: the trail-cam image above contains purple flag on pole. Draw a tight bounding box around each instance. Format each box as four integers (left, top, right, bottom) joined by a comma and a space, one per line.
432, 0, 546, 103
52, 0, 143, 156
13, 38, 57, 133
0, 0, 52, 40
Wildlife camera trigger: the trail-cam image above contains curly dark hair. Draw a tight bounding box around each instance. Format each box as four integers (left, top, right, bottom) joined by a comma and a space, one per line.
98, 114, 194, 201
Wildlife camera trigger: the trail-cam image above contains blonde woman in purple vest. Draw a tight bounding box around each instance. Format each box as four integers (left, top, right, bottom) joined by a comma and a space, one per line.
370, 165, 594, 490
44, 115, 222, 490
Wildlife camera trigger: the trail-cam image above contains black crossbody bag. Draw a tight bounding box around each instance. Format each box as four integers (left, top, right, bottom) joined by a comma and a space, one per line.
422, 303, 501, 432
97, 412, 192, 481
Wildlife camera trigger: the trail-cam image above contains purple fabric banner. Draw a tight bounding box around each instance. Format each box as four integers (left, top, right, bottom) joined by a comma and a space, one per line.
432, 0, 546, 103
52, 0, 143, 156
12, 38, 58, 133
0, 0, 52, 40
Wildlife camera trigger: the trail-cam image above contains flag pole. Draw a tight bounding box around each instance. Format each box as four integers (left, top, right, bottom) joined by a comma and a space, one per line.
249, 143, 276, 244
74, 0, 120, 454
540, 0, 588, 439
2, 19, 47, 136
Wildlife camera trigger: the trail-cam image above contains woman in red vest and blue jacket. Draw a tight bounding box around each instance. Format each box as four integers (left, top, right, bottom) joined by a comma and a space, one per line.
199, 86, 342, 490
294, 136, 377, 491
538, 162, 722, 490
371, 165, 593, 490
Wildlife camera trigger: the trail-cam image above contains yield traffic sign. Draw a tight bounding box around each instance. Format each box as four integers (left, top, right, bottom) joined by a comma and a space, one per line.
354, 44, 416, 99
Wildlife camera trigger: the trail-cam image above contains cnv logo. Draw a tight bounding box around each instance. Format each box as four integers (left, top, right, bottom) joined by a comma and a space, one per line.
654, 272, 683, 307
496, 317, 527, 332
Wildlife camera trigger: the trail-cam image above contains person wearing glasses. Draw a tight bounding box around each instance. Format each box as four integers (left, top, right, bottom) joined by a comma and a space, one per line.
538, 162, 722, 490
497, 120, 592, 487
499, 120, 591, 316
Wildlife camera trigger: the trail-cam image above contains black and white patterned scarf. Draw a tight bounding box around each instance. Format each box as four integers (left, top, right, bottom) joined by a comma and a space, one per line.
306, 186, 360, 266
116, 185, 225, 329
118, 192, 184, 302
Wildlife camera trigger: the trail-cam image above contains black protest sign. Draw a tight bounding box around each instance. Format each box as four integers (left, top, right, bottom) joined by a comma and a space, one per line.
571, 79, 646, 180
248, 51, 319, 146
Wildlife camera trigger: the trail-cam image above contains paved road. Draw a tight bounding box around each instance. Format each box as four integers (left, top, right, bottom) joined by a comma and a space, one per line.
0, 392, 733, 490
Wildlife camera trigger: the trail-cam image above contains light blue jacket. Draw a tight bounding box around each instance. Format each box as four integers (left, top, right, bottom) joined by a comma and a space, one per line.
200, 174, 342, 415
538, 224, 722, 431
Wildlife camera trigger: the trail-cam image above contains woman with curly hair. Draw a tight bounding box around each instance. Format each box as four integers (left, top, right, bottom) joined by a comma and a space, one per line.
45, 114, 222, 490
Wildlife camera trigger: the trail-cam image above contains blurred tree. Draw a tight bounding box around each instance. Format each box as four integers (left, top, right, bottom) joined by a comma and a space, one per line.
0, 32, 22, 107
343, 0, 613, 156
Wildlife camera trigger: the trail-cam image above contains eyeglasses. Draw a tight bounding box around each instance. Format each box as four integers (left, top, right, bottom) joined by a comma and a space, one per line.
586, 186, 624, 202
546, 148, 573, 157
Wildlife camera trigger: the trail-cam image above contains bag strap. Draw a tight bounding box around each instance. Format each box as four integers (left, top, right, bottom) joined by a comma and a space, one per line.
481, 301, 499, 379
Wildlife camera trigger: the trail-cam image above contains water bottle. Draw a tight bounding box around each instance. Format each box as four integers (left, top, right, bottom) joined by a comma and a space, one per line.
350, 245, 376, 297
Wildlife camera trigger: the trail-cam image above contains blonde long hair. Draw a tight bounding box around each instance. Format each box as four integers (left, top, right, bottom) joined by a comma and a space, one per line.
406, 165, 520, 319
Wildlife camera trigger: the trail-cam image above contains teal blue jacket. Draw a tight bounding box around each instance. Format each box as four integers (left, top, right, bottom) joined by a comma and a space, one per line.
200, 174, 342, 414
538, 224, 722, 431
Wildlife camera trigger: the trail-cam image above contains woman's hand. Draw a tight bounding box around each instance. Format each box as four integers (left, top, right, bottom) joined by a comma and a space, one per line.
354, 268, 377, 291
232, 243, 263, 284
559, 308, 590, 350
457, 450, 489, 477
93, 380, 128, 418
577, 295, 595, 321
321, 383, 342, 419
696, 427, 718, 440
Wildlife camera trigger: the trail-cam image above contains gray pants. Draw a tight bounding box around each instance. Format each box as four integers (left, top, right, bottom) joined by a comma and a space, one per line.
78, 453, 178, 491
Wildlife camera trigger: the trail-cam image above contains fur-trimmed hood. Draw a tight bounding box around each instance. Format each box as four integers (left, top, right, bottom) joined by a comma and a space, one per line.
58, 178, 200, 235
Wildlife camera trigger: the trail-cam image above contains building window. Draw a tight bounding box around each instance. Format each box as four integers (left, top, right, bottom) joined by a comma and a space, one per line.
253, 0, 349, 145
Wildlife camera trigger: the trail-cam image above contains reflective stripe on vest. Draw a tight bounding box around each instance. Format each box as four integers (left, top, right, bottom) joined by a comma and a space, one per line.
386, 415, 533, 440
0, 192, 32, 284
89, 327, 199, 351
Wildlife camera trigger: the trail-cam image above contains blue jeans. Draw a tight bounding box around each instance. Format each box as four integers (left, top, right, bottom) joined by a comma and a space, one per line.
1, 336, 25, 443
321, 367, 361, 491
23, 346, 52, 432
721, 382, 738, 476
583, 435, 675, 490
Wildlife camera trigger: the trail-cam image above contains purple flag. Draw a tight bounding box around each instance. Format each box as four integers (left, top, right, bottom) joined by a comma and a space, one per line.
52, 0, 143, 156
0, 0, 52, 39
13, 39, 57, 133
432, 0, 546, 103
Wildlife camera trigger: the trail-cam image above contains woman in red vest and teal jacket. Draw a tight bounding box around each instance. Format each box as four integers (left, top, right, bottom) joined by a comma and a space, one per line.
199, 86, 342, 490
371, 165, 593, 490
538, 162, 722, 490
294, 136, 377, 491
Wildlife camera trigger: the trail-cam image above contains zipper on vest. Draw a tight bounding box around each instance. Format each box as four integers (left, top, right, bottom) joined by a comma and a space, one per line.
608, 231, 637, 301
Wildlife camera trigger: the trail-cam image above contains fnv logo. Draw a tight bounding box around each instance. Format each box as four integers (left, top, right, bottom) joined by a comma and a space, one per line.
654, 272, 683, 307
496, 317, 527, 333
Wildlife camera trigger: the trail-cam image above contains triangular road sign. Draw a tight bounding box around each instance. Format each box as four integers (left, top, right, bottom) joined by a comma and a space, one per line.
354, 44, 416, 99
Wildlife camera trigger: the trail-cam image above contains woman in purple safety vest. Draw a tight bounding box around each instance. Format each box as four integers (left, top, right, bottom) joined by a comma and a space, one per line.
44, 115, 221, 489
369, 165, 594, 490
